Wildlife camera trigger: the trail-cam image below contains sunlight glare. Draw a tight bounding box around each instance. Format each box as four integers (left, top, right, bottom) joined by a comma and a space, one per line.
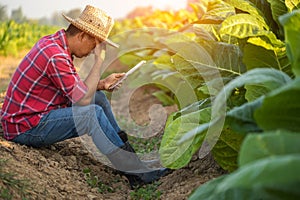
137, 0, 187, 11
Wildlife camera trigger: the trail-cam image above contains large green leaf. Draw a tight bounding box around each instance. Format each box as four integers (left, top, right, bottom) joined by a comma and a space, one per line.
189, 155, 300, 200
247, 0, 283, 37
220, 14, 269, 41
189, 175, 227, 200
169, 98, 212, 122
171, 54, 205, 89
239, 130, 300, 167
285, 0, 300, 11
147, 70, 197, 109
225, 97, 264, 133
217, 155, 300, 192
152, 53, 175, 71
159, 108, 210, 169
171, 41, 244, 79
160, 34, 225, 93
189, 0, 208, 19
254, 78, 300, 132
279, 10, 300, 77
243, 36, 291, 75
213, 68, 291, 115
266, 0, 288, 25
211, 126, 245, 172
223, 0, 266, 23
118, 54, 143, 67
193, 23, 219, 41
202, 0, 236, 21
180, 68, 291, 143
244, 66, 291, 100
164, 39, 245, 99
210, 42, 246, 75
247, 32, 285, 48
179, 69, 290, 170
161, 33, 215, 66
243, 43, 287, 71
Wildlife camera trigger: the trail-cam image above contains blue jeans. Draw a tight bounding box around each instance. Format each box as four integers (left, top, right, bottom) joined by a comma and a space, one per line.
12, 91, 124, 155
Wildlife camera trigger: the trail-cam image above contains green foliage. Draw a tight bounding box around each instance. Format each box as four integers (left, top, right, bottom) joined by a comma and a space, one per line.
110, 0, 298, 173
110, 0, 300, 198
190, 155, 300, 200
0, 20, 59, 57
188, 7, 300, 199
220, 14, 269, 39
3, 0, 300, 198
177, 68, 290, 171
285, 0, 300, 11
211, 127, 245, 172
161, 1, 296, 169
225, 97, 263, 133
239, 130, 300, 166
159, 107, 210, 169
83, 168, 115, 194
254, 78, 300, 132
152, 90, 175, 106
279, 10, 300, 77
128, 135, 161, 154
111, 9, 197, 33
129, 182, 162, 200
190, 130, 300, 200
0, 159, 29, 200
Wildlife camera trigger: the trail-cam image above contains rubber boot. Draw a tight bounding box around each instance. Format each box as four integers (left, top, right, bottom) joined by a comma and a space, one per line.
106, 142, 171, 189
117, 131, 136, 153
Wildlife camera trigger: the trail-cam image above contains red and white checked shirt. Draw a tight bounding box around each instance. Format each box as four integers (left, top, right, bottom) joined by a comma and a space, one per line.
0, 29, 88, 140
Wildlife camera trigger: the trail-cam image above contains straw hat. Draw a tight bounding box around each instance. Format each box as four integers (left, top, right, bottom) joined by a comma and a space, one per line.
62, 5, 119, 48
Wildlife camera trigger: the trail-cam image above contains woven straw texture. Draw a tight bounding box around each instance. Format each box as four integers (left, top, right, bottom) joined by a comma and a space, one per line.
63, 5, 119, 48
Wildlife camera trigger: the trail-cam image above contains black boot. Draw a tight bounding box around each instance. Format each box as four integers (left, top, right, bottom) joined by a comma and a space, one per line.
117, 130, 129, 143
117, 130, 136, 153
106, 142, 171, 189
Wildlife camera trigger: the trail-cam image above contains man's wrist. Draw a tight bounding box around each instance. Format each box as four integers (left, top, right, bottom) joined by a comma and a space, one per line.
97, 79, 105, 90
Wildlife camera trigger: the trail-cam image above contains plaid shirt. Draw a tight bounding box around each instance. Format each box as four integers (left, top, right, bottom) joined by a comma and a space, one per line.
0, 29, 88, 140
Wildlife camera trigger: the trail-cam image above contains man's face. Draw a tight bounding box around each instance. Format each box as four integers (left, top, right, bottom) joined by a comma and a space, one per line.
74, 33, 97, 58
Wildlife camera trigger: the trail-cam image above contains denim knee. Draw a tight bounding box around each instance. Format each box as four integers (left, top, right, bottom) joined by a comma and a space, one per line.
94, 91, 110, 108
89, 105, 124, 149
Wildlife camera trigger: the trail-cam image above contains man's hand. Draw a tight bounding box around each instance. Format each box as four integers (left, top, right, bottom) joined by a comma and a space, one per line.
93, 40, 106, 64
97, 73, 126, 91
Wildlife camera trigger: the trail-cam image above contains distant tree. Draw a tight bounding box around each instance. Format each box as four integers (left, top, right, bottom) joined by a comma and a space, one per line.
50, 11, 64, 26
11, 7, 26, 23
66, 8, 81, 19
50, 8, 81, 27
0, 4, 8, 21
38, 17, 51, 25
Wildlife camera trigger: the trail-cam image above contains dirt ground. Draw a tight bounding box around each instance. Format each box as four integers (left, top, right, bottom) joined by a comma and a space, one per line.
0, 55, 226, 200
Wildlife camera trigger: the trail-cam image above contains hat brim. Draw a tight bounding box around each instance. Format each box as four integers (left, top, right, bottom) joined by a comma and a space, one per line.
62, 14, 119, 48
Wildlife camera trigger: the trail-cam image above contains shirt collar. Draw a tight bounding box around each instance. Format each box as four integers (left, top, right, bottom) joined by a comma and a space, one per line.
58, 29, 72, 60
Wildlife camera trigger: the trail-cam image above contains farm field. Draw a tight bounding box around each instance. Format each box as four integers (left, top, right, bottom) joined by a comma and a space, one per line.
1, 0, 300, 199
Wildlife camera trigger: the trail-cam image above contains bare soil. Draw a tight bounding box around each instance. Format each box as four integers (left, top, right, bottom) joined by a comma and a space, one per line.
0, 55, 226, 200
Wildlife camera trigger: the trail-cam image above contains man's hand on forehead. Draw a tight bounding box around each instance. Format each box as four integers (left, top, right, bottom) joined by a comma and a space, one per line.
93, 40, 106, 60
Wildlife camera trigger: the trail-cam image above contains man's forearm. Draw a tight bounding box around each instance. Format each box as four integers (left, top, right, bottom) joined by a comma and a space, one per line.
77, 58, 103, 105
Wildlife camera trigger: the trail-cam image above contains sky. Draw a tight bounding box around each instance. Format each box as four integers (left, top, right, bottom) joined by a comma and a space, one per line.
1, 0, 187, 19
